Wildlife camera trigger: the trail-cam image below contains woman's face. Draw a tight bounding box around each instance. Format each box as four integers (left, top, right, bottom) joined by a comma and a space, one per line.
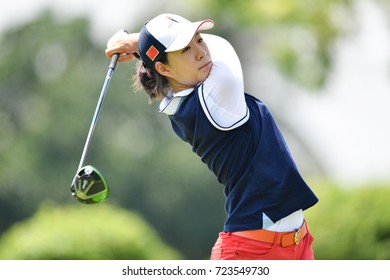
158, 33, 212, 92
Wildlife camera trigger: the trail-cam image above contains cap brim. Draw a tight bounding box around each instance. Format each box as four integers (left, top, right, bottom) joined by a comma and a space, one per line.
165, 19, 214, 52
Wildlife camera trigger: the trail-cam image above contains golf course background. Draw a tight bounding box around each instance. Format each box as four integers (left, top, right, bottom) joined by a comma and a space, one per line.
1, 0, 390, 260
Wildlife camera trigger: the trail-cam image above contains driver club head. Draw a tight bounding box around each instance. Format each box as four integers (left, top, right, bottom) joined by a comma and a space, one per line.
71, 165, 109, 204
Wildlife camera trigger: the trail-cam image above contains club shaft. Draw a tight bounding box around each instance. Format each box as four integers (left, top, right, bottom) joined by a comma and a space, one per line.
77, 54, 119, 171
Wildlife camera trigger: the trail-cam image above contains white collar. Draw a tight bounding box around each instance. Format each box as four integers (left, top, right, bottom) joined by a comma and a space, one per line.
159, 88, 194, 115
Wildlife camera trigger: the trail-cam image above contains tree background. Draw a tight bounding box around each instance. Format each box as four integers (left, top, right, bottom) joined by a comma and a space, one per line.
1, 0, 390, 259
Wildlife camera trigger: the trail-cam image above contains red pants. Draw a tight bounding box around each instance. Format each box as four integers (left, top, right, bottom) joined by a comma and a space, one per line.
210, 228, 315, 260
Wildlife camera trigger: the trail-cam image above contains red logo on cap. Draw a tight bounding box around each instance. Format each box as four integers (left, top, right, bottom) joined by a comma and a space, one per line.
146, 45, 159, 61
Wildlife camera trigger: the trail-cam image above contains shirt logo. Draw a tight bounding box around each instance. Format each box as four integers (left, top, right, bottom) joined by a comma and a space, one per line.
146, 45, 159, 61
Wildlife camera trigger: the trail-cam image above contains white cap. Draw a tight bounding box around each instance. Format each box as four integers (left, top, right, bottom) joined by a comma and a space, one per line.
138, 13, 214, 69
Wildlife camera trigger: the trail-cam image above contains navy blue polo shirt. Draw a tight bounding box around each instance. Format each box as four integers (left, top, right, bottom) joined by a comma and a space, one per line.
166, 86, 318, 232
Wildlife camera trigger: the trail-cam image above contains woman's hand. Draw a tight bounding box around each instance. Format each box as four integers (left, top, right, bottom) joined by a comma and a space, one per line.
105, 29, 140, 62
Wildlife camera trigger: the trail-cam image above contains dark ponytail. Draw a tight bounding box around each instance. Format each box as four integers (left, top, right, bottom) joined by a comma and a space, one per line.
133, 52, 170, 103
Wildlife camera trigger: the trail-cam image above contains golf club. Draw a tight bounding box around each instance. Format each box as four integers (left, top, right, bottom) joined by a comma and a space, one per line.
70, 53, 119, 204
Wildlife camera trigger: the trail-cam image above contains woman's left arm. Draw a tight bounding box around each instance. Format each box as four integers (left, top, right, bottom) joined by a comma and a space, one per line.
199, 34, 249, 130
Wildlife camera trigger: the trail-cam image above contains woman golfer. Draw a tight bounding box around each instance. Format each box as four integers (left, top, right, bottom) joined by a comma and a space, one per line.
105, 13, 319, 260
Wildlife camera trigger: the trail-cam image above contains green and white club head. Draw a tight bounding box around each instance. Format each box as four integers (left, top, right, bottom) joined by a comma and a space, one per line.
71, 165, 109, 204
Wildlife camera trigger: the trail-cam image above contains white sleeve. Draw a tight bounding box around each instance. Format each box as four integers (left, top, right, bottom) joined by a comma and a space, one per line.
198, 34, 249, 130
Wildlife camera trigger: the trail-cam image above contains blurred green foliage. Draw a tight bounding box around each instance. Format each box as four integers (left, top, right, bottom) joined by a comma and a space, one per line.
1, 183, 390, 260
0, 11, 225, 260
0, 203, 181, 259
306, 182, 390, 259
1, 1, 390, 260
194, 0, 354, 88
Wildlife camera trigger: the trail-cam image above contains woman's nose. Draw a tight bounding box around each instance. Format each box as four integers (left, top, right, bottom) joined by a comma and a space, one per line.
197, 46, 207, 60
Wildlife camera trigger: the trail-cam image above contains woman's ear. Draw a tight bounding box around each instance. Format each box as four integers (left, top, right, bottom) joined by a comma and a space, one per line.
155, 62, 173, 78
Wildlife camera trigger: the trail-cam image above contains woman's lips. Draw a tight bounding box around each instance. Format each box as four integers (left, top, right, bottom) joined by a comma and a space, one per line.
199, 60, 212, 70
